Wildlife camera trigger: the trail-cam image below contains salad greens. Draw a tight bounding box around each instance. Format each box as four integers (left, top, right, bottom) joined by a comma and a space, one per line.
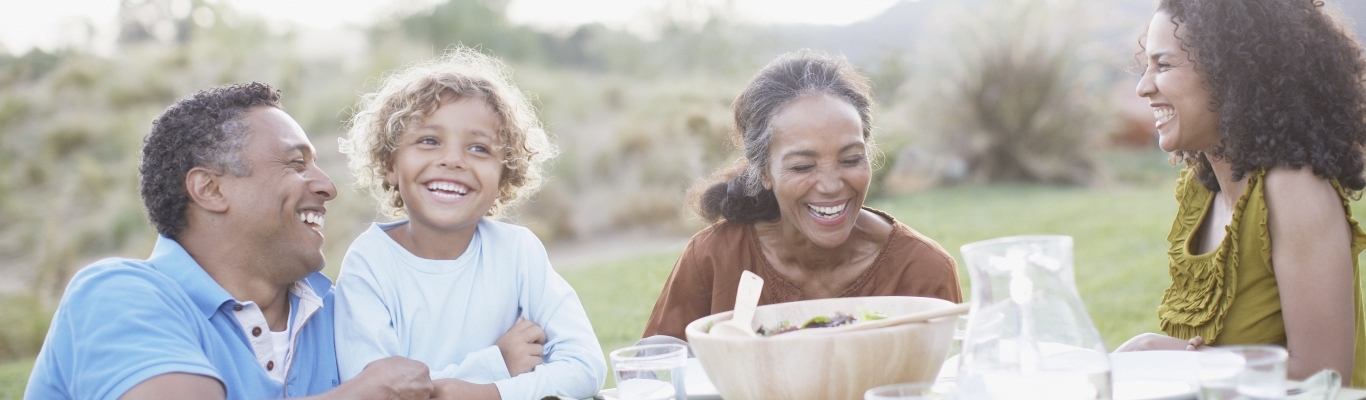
755, 307, 887, 337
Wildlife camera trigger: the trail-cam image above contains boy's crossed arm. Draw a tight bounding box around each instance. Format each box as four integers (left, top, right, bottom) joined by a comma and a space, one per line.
498, 318, 548, 376
430, 318, 544, 400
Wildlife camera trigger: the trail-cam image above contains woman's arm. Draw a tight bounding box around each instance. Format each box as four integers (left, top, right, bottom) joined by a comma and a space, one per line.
1265, 167, 1356, 380
1114, 333, 1204, 352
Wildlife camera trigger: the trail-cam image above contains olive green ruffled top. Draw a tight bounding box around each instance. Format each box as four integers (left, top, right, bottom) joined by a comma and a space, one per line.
1159, 167, 1366, 387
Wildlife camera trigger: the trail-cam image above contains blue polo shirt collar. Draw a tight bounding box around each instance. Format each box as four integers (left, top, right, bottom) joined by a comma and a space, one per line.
149, 236, 233, 318
147, 235, 333, 319
298, 268, 332, 303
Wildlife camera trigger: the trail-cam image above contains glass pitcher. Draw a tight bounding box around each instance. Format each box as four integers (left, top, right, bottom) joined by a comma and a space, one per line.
956, 235, 1111, 400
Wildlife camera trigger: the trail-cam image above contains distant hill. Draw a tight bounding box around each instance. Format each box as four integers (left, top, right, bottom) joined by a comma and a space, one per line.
1082, 0, 1366, 43
761, 0, 1142, 65
759, 0, 950, 63
766, 0, 1366, 66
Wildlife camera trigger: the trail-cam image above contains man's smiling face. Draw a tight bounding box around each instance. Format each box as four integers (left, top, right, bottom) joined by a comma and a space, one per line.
218, 106, 337, 280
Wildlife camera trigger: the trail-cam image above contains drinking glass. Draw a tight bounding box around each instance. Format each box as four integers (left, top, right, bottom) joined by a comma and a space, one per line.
1197, 345, 1287, 400
865, 382, 958, 400
610, 344, 688, 400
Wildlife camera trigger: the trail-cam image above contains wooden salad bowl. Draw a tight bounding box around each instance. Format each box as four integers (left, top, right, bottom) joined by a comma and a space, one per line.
685, 296, 957, 400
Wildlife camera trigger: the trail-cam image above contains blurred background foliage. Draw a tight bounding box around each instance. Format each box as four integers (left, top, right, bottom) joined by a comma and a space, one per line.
3, 0, 1361, 370
904, 0, 1114, 186
0, 0, 1162, 364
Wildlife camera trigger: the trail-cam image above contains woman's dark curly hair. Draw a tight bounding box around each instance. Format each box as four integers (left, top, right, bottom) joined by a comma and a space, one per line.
139, 82, 282, 239
1150, 0, 1366, 193
690, 50, 875, 224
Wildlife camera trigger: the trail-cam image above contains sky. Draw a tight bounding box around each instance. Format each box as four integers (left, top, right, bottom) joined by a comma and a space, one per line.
0, 0, 905, 55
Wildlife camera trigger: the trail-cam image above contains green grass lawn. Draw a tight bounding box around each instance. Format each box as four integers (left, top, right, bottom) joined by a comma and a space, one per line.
5, 178, 1365, 397
873, 183, 1179, 350
563, 180, 1366, 359
561, 182, 1184, 361
0, 359, 31, 399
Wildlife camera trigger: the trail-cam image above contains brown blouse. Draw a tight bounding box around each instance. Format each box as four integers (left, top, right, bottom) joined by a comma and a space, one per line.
641, 208, 963, 340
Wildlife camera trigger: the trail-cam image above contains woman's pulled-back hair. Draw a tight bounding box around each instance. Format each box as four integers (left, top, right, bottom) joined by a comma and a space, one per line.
340, 46, 557, 219
1153, 0, 1366, 193
691, 50, 874, 224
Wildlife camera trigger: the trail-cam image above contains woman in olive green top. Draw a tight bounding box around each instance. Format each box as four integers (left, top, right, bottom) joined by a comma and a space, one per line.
1117, 0, 1366, 386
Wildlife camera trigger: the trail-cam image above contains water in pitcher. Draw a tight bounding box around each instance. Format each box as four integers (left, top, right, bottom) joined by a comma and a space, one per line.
956, 236, 1113, 400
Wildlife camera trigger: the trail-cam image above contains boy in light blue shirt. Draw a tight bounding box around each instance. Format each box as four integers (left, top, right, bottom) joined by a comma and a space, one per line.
335, 47, 606, 400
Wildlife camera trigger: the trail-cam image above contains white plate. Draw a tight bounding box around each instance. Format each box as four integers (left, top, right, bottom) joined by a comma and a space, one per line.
1113, 380, 1196, 400
1109, 351, 1199, 400
598, 358, 721, 400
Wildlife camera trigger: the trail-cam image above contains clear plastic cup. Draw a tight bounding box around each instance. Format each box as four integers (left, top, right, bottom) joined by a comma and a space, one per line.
1197, 345, 1287, 400
610, 344, 688, 400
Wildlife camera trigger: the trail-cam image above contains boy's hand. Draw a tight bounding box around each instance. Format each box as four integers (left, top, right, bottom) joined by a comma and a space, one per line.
431, 378, 500, 400
495, 318, 546, 376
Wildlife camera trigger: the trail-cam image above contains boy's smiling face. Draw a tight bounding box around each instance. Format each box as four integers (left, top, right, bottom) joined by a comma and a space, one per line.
387, 96, 505, 243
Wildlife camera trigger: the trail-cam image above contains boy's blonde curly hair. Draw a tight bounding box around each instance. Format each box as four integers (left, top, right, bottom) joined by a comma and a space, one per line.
340, 47, 557, 219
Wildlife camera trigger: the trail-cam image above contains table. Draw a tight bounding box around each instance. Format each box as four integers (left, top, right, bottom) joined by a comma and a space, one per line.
1338, 388, 1366, 400
935, 353, 1366, 400
592, 354, 1366, 399
594, 386, 1366, 399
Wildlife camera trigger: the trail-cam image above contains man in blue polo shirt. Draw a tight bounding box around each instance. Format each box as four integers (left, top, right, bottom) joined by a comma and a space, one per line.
26, 82, 434, 399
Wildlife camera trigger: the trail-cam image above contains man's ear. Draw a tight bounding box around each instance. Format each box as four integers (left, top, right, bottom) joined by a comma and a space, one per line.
185, 167, 229, 213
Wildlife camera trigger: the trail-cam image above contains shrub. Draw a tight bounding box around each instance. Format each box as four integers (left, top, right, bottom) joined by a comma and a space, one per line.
897, 0, 1119, 185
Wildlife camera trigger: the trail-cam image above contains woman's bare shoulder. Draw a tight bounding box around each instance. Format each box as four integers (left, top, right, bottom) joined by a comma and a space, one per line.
1262, 166, 1347, 226
1263, 167, 1342, 209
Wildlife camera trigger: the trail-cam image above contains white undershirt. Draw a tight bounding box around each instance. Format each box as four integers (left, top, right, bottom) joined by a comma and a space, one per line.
269, 328, 290, 382
228, 281, 324, 384
233, 302, 293, 382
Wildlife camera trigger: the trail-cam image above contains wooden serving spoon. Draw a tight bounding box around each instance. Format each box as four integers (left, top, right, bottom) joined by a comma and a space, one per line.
779, 302, 971, 337
709, 270, 764, 337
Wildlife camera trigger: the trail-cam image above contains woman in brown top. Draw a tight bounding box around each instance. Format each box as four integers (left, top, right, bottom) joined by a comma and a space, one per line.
641, 51, 963, 341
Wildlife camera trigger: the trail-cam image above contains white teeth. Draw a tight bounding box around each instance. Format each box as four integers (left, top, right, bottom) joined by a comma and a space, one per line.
299, 212, 324, 228
806, 202, 848, 218
426, 181, 469, 195
1153, 107, 1174, 123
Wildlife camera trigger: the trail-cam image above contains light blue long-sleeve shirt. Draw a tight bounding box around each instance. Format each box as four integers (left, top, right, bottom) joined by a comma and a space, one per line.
334, 219, 606, 399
